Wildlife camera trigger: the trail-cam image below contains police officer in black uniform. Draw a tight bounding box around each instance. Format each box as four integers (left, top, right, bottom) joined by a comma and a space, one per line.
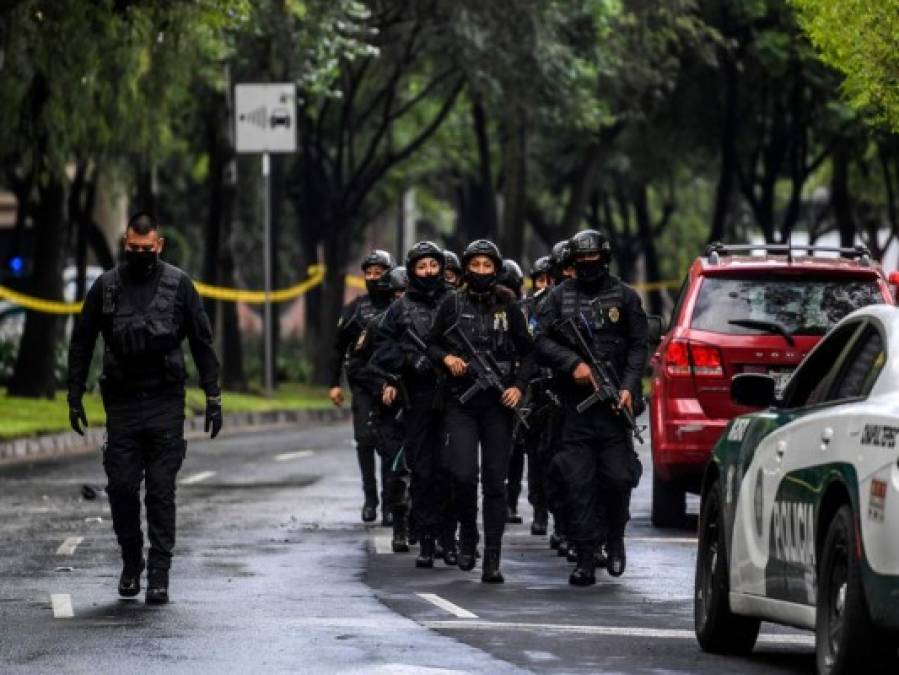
443, 250, 463, 288
328, 250, 395, 523
67, 212, 222, 604
427, 240, 535, 583
535, 230, 647, 585
374, 242, 453, 568
498, 259, 527, 525
517, 255, 556, 535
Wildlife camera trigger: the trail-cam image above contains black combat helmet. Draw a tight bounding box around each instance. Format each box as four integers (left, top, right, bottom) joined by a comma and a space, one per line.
388, 267, 408, 292
405, 240, 445, 295
499, 259, 524, 295
443, 250, 462, 275
530, 255, 553, 280
461, 239, 502, 268
569, 230, 612, 262
361, 249, 395, 271
404, 240, 445, 272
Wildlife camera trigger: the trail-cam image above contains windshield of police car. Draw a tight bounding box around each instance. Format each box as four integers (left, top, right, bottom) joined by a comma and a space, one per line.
691, 276, 883, 336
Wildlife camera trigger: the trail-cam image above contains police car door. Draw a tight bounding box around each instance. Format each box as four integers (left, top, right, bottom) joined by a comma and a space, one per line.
730, 321, 863, 601
762, 320, 868, 607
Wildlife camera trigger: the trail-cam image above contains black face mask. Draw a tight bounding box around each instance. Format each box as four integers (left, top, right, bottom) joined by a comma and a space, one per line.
124, 250, 159, 280
365, 277, 391, 299
410, 272, 443, 295
574, 259, 608, 285
466, 271, 497, 294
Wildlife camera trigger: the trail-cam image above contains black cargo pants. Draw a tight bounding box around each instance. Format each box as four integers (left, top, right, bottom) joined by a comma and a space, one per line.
102, 388, 186, 570
350, 383, 387, 505
444, 391, 513, 549
554, 402, 640, 547
403, 387, 449, 540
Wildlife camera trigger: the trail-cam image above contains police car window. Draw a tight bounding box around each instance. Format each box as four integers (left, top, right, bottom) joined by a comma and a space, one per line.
690, 276, 882, 335
782, 322, 862, 408
830, 327, 885, 401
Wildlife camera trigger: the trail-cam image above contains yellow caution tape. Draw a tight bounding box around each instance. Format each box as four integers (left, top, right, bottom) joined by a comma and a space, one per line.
0, 285, 84, 314
0, 267, 681, 314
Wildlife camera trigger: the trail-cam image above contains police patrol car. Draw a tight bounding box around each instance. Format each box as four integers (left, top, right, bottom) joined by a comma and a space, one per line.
694, 304, 899, 674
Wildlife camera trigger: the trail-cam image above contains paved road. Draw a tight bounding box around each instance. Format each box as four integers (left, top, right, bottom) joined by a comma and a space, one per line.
0, 418, 815, 673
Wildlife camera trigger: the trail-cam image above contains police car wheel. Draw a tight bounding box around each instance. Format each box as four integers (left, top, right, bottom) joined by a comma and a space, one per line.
652, 472, 687, 529
694, 481, 760, 654
816, 505, 888, 674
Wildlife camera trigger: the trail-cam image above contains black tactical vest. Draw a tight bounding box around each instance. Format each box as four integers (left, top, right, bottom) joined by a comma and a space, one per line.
100, 263, 185, 387
446, 291, 516, 377
559, 277, 628, 371
397, 292, 441, 338
346, 294, 391, 377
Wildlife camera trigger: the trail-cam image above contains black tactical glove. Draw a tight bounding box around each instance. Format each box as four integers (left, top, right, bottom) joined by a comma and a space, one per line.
69, 398, 88, 436
205, 395, 223, 439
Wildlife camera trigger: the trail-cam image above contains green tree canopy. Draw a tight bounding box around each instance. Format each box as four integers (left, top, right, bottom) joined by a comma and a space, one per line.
792, 0, 899, 130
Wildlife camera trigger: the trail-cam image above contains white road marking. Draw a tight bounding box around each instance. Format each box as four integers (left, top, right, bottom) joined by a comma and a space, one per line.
56, 537, 84, 555
374, 536, 393, 554
274, 450, 315, 462
627, 537, 696, 544
423, 620, 814, 646
50, 593, 74, 619
180, 470, 216, 485
417, 593, 479, 619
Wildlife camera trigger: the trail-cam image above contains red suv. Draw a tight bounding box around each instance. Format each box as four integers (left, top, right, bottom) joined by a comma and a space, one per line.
649, 243, 895, 527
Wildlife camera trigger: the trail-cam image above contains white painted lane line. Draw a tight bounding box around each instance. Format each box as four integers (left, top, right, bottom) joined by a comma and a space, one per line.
56, 537, 84, 555
51, 593, 74, 619
417, 593, 479, 619
180, 470, 216, 485
628, 537, 696, 544
374, 536, 393, 554
423, 620, 814, 646
275, 450, 315, 462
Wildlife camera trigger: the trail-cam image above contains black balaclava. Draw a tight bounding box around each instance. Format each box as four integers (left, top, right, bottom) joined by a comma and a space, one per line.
466, 269, 497, 294
124, 250, 159, 281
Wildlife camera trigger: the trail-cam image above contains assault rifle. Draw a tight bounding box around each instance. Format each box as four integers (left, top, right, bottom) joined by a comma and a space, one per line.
555, 313, 644, 444
444, 323, 530, 430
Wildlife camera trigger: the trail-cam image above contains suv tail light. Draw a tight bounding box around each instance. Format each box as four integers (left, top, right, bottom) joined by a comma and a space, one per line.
664, 339, 724, 378
664, 340, 691, 376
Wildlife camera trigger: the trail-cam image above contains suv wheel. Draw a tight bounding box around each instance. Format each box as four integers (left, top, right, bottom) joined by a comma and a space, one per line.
652, 472, 687, 528
816, 505, 897, 674
694, 481, 759, 654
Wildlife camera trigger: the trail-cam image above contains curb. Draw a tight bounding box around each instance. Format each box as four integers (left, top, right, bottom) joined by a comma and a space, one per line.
0, 407, 351, 467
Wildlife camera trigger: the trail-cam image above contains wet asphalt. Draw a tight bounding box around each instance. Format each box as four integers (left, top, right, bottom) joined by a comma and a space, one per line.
0, 417, 815, 674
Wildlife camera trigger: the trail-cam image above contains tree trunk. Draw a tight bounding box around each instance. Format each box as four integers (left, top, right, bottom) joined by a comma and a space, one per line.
634, 185, 664, 317
312, 224, 347, 385
499, 108, 527, 261
709, 57, 738, 244
8, 175, 66, 397
219, 159, 246, 392
831, 144, 855, 248
471, 98, 499, 241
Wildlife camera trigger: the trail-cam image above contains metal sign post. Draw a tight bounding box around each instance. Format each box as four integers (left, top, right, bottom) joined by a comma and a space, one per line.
234, 83, 297, 396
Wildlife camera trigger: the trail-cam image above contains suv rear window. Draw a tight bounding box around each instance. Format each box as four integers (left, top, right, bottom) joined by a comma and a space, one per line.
691, 276, 883, 336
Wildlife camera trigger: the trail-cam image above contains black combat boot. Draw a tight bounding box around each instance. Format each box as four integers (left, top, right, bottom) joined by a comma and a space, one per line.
481, 548, 504, 584
416, 536, 435, 568
361, 497, 378, 523
458, 527, 478, 571
557, 537, 570, 558
569, 546, 596, 586
442, 535, 459, 566
382, 510, 394, 527
118, 550, 145, 598
145, 568, 169, 605
531, 508, 548, 536
549, 530, 562, 550
391, 511, 410, 553
606, 538, 626, 577
434, 539, 446, 561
